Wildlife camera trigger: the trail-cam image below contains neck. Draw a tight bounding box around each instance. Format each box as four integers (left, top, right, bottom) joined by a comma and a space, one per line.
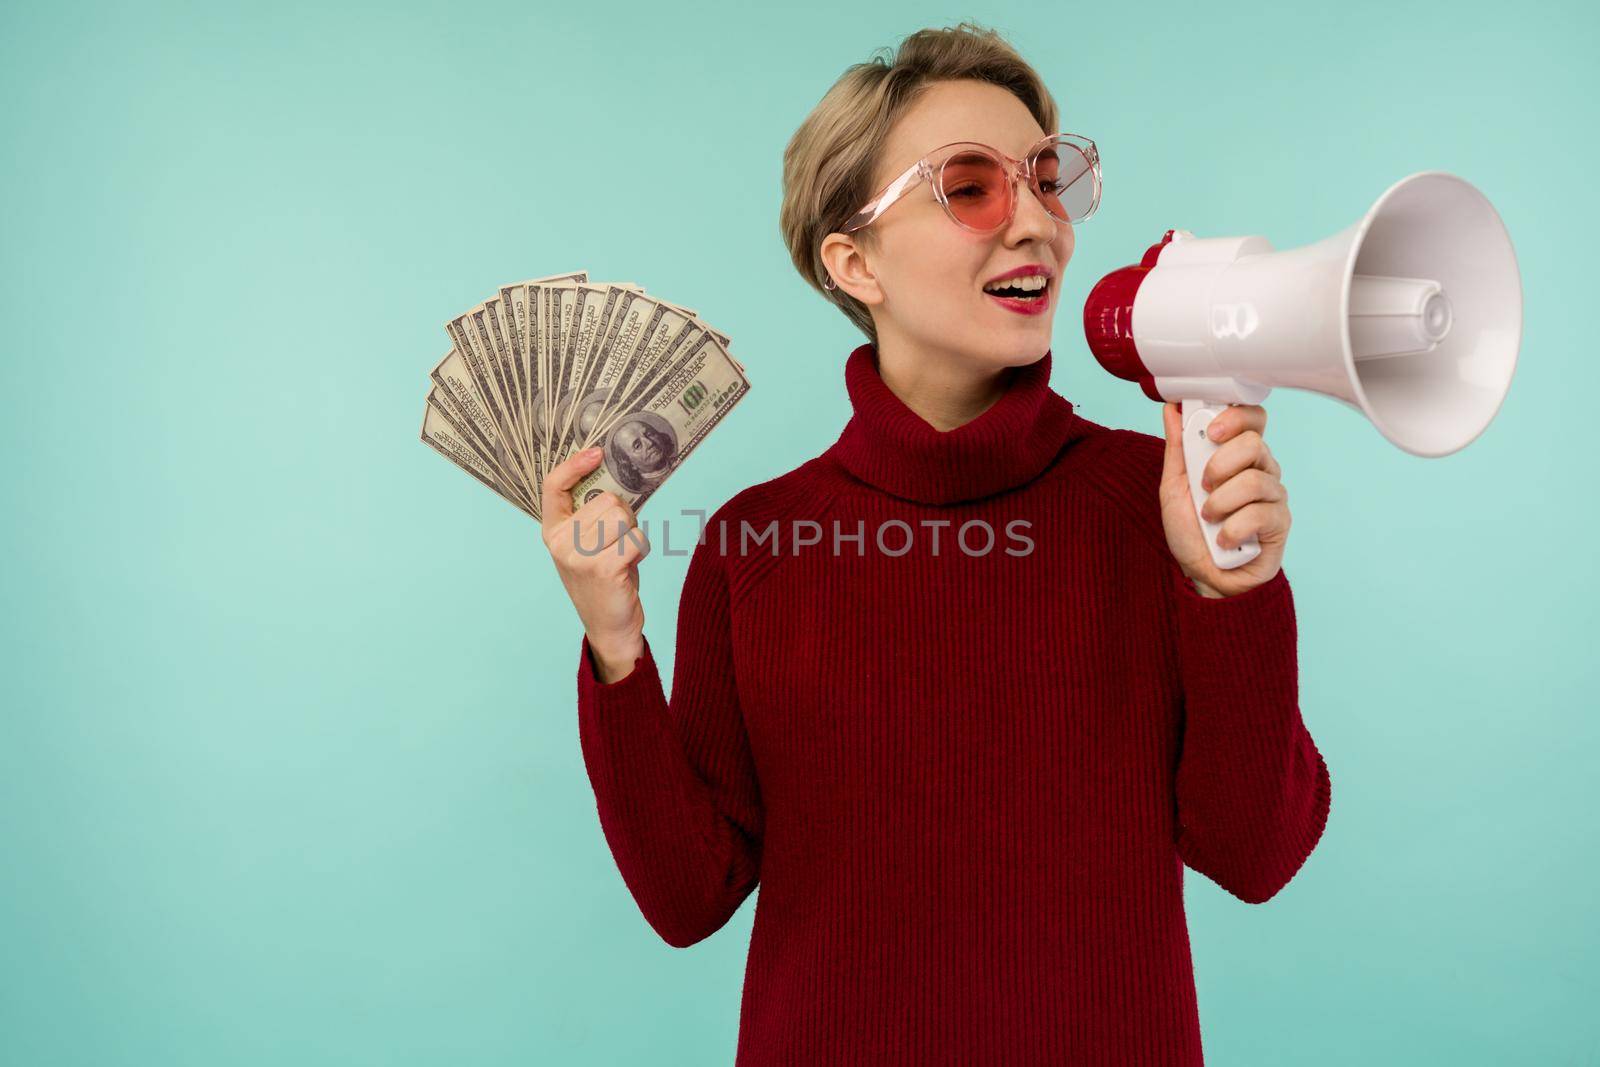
825, 341, 1086, 505
873, 334, 1015, 433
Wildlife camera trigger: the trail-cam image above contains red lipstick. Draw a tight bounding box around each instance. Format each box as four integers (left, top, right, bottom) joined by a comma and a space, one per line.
982, 263, 1053, 317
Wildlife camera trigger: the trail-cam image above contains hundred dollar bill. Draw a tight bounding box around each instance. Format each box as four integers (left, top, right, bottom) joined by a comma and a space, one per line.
428, 346, 525, 496
570, 331, 750, 512
585, 316, 709, 448
499, 271, 588, 500
539, 279, 644, 491
481, 295, 527, 462
420, 401, 537, 519
500, 271, 588, 474
466, 299, 538, 489
577, 305, 705, 451
654, 298, 741, 372
546, 286, 648, 467
548, 283, 650, 467
537, 279, 587, 490
496, 282, 534, 467
445, 302, 535, 493
426, 385, 538, 514
545, 283, 613, 460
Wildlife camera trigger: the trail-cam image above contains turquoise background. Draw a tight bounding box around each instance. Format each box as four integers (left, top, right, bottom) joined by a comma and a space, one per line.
2, 1, 1594, 1063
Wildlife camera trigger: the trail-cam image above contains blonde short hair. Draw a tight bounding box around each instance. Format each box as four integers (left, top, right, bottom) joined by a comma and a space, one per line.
780, 23, 1060, 342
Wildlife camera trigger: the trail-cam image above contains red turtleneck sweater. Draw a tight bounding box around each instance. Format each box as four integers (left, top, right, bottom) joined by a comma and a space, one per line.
574, 343, 1331, 1065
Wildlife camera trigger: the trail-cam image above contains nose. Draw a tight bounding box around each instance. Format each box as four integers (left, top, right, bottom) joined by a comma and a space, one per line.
1004, 175, 1064, 246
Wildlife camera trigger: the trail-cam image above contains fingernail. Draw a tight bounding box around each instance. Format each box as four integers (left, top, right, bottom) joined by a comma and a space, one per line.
1209, 423, 1224, 441
584, 447, 602, 458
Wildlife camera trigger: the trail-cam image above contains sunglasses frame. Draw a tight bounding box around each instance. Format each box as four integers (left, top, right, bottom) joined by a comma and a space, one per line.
824, 132, 1101, 291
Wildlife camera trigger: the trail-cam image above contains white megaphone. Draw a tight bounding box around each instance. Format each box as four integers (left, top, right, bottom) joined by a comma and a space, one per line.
1083, 171, 1522, 570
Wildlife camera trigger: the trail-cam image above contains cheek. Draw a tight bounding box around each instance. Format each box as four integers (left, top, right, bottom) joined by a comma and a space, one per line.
1056, 226, 1076, 264
879, 218, 996, 314
895, 224, 986, 295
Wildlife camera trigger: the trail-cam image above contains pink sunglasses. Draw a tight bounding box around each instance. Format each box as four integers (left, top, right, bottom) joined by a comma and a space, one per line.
825, 132, 1101, 290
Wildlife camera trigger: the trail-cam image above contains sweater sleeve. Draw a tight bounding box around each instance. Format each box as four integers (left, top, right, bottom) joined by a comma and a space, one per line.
1167, 564, 1332, 904
574, 534, 764, 948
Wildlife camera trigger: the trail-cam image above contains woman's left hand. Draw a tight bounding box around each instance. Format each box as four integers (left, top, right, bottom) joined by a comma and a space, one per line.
1158, 401, 1291, 598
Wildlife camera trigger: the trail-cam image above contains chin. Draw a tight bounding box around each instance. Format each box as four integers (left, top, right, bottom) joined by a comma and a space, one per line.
970, 341, 1049, 370
1010, 344, 1052, 366
991, 320, 1054, 360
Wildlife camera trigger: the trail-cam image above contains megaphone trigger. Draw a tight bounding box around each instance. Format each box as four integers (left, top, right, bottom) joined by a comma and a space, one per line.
1181, 398, 1264, 569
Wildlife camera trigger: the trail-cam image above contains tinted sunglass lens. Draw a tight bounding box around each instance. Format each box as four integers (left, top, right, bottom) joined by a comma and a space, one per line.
938, 151, 1011, 230
1033, 142, 1095, 223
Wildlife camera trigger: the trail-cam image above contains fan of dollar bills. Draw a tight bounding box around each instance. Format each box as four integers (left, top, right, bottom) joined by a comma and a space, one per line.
420, 270, 749, 521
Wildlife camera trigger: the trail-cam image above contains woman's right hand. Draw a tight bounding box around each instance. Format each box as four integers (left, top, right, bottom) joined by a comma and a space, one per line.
541, 447, 650, 683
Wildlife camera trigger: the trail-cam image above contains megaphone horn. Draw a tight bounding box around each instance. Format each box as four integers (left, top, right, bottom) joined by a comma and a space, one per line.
1083, 171, 1522, 570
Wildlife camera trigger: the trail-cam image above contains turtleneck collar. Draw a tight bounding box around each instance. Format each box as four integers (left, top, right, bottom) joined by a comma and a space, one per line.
824, 342, 1087, 505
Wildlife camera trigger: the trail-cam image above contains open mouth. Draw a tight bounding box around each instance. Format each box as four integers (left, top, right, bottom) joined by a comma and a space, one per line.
982, 273, 1052, 312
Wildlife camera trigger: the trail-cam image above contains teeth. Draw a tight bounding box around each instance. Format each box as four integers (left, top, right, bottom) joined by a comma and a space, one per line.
983, 274, 1049, 293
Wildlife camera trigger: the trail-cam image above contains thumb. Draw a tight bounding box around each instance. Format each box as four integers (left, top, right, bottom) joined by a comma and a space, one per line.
1160, 401, 1187, 484
541, 446, 604, 525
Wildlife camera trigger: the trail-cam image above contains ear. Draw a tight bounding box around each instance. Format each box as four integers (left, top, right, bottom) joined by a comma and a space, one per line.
820, 232, 884, 306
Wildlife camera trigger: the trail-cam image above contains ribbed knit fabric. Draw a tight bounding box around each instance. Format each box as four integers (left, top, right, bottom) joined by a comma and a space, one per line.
575, 341, 1332, 1065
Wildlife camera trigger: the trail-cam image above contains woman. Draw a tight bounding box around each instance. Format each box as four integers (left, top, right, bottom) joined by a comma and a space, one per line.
542, 23, 1330, 1066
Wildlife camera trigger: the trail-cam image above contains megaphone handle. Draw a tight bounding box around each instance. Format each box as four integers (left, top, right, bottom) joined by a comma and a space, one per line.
1180, 398, 1263, 571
